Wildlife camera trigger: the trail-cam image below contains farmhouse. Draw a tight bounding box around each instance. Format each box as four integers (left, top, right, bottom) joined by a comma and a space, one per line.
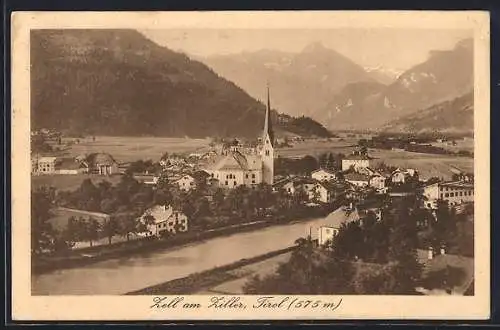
390, 168, 419, 184
86, 153, 119, 175
368, 173, 386, 192
55, 158, 89, 175
175, 174, 196, 191
317, 208, 359, 247
344, 172, 370, 187
311, 168, 337, 182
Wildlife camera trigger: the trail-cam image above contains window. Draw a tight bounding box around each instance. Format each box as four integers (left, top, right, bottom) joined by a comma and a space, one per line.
265, 150, 270, 156
440, 193, 443, 199
252, 173, 256, 178
225, 181, 228, 186
460, 192, 463, 196
246, 174, 249, 179
233, 181, 237, 186
252, 180, 256, 184
445, 193, 449, 197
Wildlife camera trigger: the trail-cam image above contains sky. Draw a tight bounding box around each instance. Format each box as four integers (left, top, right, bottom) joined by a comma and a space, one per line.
140, 28, 472, 71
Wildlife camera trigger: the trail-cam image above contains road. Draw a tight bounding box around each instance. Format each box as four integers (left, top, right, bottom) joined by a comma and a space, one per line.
32, 208, 353, 295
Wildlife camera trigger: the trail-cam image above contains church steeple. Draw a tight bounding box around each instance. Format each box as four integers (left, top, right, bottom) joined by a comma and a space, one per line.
263, 83, 274, 147
261, 83, 275, 185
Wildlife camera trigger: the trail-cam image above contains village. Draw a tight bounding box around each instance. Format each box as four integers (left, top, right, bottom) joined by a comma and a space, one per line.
31, 94, 475, 296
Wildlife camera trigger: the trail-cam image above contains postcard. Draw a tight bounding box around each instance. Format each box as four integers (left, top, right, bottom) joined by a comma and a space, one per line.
11, 10, 490, 321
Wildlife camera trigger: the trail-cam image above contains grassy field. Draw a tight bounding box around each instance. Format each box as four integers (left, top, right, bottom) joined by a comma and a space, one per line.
278, 139, 473, 180
32, 174, 123, 191
369, 149, 473, 180
277, 137, 358, 158
61, 136, 211, 163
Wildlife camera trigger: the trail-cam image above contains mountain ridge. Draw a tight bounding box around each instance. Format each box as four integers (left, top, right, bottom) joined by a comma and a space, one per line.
31, 29, 332, 139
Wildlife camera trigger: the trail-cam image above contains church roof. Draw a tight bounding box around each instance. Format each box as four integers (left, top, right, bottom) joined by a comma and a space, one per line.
207, 151, 262, 171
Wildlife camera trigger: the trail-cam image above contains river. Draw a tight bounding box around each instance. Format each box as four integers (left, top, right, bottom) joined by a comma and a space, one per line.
32, 208, 354, 295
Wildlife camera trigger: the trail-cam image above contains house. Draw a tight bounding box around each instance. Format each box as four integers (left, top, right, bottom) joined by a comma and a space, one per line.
357, 198, 383, 221
203, 89, 275, 189
317, 207, 360, 247
86, 153, 119, 175
175, 174, 196, 191
192, 170, 211, 186
344, 172, 370, 187
390, 168, 419, 184
36, 156, 57, 174
54, 157, 89, 175
141, 205, 188, 237
421, 180, 474, 209
341, 154, 370, 171
356, 167, 377, 176
318, 226, 338, 246
368, 173, 386, 192
311, 168, 337, 182
133, 173, 159, 185
278, 177, 333, 203
390, 168, 406, 183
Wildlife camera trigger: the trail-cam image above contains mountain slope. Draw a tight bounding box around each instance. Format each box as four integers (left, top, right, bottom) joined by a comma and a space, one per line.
31, 29, 331, 138
317, 38, 473, 130
199, 42, 378, 119
382, 91, 473, 133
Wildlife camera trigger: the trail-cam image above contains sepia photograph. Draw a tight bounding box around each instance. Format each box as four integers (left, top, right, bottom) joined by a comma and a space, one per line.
11, 11, 490, 320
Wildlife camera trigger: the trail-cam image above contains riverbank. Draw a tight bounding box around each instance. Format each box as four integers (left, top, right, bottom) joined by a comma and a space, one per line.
33, 202, 343, 275
126, 246, 296, 295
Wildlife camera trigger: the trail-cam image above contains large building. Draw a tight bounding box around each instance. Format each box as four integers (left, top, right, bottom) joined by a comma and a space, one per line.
204, 86, 275, 188
421, 181, 474, 209
341, 154, 370, 171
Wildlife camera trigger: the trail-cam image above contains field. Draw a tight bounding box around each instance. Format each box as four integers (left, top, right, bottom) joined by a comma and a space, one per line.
32, 174, 123, 191
279, 139, 473, 180
60, 136, 211, 163
277, 137, 358, 158
368, 149, 473, 180
430, 137, 474, 153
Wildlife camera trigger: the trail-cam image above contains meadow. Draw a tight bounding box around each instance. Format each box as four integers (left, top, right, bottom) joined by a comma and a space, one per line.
61, 136, 212, 163
31, 174, 123, 191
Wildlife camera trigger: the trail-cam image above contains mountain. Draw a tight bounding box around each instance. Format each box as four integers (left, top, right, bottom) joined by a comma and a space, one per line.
317, 38, 473, 130
382, 91, 473, 134
31, 29, 331, 138
363, 65, 403, 85
199, 42, 379, 119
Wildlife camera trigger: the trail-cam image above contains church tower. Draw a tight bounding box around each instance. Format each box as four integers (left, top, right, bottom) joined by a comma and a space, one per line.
261, 84, 275, 185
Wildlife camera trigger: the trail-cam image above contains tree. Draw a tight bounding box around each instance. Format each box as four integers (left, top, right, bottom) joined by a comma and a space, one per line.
102, 216, 119, 245
243, 236, 355, 294
31, 187, 57, 255
81, 217, 101, 247
63, 216, 81, 247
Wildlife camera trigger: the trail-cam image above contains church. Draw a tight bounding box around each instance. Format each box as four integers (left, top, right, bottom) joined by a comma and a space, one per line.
203, 87, 275, 188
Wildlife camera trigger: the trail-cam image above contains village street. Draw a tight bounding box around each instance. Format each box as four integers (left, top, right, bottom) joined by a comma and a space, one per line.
32, 208, 352, 295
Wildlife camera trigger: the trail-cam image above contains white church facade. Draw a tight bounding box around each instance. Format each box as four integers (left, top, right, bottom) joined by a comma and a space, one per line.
204, 87, 275, 188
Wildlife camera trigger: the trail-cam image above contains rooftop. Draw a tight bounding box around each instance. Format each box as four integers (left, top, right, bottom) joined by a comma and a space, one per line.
344, 172, 370, 182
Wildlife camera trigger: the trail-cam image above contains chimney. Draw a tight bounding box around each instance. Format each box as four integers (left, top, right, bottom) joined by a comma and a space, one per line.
428, 247, 434, 260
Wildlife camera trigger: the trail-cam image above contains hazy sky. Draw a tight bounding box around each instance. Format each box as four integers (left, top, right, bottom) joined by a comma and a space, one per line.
140, 28, 472, 71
